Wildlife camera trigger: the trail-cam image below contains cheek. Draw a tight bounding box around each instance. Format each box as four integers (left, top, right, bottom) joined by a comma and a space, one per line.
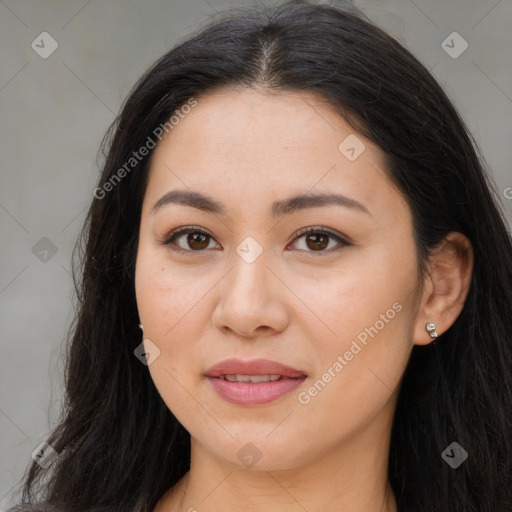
293, 246, 419, 412
137, 276, 206, 364
291, 243, 418, 352
135, 252, 212, 403
135, 250, 207, 336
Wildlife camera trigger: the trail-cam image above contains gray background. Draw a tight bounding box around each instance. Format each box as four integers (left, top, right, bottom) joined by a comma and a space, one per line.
1, 0, 511, 508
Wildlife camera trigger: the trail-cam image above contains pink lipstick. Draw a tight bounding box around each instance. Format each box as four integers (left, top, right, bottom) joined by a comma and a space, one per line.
205, 358, 307, 405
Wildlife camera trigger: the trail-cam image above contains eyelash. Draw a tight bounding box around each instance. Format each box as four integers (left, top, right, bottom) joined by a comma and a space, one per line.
157, 225, 352, 256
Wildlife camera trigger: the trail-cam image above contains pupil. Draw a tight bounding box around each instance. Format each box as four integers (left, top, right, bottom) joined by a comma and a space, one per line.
307, 233, 328, 250
188, 233, 208, 250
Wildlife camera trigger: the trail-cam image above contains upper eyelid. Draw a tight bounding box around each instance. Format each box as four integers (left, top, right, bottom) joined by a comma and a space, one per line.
161, 225, 350, 250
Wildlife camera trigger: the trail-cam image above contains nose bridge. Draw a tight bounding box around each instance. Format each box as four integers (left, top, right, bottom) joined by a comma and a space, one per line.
229, 236, 272, 303
212, 235, 289, 336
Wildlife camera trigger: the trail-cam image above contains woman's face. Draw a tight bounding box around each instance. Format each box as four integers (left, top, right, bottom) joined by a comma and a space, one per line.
135, 87, 425, 471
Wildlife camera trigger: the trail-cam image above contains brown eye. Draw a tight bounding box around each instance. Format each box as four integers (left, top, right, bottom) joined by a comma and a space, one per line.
305, 233, 329, 251
290, 227, 351, 254
161, 226, 219, 253
160, 225, 350, 255
187, 232, 210, 250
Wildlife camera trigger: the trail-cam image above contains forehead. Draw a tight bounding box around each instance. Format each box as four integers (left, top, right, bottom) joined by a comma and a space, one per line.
142, 87, 407, 225
155, 87, 367, 157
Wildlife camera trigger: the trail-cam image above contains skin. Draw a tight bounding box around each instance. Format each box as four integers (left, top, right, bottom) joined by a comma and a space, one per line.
135, 87, 473, 512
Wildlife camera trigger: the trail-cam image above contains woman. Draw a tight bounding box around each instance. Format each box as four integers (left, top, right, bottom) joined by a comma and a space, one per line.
10, 1, 512, 511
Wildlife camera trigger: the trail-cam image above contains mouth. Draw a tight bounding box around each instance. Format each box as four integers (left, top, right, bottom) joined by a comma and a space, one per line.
205, 358, 307, 406
217, 374, 289, 382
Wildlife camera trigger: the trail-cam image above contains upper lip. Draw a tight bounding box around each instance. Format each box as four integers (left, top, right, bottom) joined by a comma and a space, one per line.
205, 358, 307, 378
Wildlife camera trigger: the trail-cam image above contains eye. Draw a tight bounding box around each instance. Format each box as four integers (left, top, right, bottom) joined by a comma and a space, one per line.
158, 225, 220, 253
288, 226, 351, 254
158, 225, 351, 255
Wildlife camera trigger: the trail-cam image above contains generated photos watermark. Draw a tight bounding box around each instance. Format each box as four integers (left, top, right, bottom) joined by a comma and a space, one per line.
297, 301, 403, 405
93, 97, 198, 200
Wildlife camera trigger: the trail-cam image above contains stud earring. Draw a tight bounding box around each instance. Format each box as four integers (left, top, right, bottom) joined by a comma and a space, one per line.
425, 322, 438, 338
138, 324, 144, 331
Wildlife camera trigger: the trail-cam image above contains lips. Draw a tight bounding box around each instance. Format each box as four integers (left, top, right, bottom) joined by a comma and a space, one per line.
205, 358, 307, 406
205, 358, 306, 379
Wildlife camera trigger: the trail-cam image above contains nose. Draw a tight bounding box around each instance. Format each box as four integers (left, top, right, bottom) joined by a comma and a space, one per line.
211, 247, 290, 338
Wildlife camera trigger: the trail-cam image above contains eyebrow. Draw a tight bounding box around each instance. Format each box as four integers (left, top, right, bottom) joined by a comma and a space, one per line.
151, 189, 370, 217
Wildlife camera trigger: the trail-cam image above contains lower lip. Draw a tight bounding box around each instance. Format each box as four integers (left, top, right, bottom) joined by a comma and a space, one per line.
207, 376, 306, 405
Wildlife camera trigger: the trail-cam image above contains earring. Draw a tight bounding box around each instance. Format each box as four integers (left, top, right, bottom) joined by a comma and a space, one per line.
138, 324, 144, 331
425, 322, 438, 338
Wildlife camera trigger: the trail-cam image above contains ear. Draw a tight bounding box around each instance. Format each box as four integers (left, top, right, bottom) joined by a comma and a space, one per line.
413, 232, 474, 346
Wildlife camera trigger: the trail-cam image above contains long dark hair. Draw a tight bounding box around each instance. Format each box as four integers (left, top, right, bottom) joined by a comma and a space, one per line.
9, 1, 512, 511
